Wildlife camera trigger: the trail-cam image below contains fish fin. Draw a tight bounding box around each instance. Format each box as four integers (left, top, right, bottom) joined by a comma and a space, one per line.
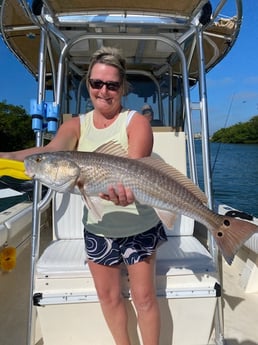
95, 141, 128, 157
83, 196, 103, 222
87, 196, 104, 221
154, 209, 178, 230
138, 156, 207, 204
80, 192, 104, 222
214, 216, 258, 265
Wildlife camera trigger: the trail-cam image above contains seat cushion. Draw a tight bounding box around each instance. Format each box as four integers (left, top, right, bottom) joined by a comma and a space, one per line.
244, 235, 258, 254
36, 236, 215, 278
157, 236, 215, 275
36, 239, 87, 277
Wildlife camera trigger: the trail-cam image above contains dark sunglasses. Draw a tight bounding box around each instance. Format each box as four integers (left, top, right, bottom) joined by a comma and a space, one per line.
88, 79, 121, 91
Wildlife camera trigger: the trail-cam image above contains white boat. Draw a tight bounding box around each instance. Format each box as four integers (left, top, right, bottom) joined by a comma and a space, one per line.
0, 0, 258, 344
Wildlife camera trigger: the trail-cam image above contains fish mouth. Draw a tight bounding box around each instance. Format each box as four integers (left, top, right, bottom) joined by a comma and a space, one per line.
23, 164, 35, 179
24, 169, 34, 178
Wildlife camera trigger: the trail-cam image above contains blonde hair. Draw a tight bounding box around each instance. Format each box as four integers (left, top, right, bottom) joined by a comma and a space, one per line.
86, 47, 128, 95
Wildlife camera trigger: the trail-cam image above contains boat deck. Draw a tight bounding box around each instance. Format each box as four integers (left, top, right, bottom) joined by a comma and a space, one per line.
1, 228, 257, 345
222, 260, 258, 344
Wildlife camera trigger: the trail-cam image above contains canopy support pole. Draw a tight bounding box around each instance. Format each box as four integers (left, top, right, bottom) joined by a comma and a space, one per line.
196, 24, 224, 345
27, 28, 48, 345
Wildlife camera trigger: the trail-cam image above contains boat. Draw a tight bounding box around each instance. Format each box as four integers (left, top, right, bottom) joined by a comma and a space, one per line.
0, 0, 258, 344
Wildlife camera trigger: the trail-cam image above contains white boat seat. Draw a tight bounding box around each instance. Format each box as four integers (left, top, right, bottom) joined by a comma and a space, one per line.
36, 239, 86, 277
36, 193, 216, 280
245, 235, 258, 255
156, 236, 215, 275
52, 193, 84, 240
36, 235, 215, 277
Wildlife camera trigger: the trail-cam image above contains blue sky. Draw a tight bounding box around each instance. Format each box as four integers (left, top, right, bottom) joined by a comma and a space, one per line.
0, 1, 258, 133
201, 0, 258, 133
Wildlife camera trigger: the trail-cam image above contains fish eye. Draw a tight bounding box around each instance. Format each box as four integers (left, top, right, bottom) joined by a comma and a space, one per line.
223, 219, 230, 227
36, 157, 42, 163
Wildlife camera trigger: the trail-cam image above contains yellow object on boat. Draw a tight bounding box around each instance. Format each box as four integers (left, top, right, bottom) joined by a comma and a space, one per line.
0, 158, 31, 180
0, 246, 17, 272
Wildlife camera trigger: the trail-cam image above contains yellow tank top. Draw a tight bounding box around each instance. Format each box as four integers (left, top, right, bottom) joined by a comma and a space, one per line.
78, 108, 159, 237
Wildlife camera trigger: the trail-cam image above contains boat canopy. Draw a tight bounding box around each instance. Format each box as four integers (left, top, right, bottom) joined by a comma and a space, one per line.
0, 0, 241, 83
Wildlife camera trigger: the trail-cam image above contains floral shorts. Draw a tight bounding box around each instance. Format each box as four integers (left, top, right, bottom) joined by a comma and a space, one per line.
84, 222, 167, 266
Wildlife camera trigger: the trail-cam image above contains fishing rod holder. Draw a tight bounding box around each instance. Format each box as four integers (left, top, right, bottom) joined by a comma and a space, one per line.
45, 102, 60, 133
30, 100, 60, 133
30, 99, 44, 132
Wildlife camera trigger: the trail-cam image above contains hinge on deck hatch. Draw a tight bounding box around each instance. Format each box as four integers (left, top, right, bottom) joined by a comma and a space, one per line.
214, 282, 221, 297
33, 292, 43, 306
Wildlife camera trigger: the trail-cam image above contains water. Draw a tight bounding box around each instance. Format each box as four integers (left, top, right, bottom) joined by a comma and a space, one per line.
195, 141, 258, 216
0, 143, 257, 216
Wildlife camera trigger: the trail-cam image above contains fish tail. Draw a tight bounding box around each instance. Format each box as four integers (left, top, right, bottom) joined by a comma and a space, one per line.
213, 216, 258, 265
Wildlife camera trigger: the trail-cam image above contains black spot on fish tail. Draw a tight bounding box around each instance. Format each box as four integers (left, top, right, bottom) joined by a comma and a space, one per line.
214, 216, 258, 265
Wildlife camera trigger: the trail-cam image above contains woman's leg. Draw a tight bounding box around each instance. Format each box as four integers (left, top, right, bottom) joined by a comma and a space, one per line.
127, 254, 160, 345
88, 260, 131, 345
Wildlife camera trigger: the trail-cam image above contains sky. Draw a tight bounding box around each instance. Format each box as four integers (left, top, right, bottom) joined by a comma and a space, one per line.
0, 1, 258, 134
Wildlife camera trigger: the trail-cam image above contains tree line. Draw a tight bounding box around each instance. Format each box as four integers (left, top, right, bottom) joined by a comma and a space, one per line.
0, 101, 35, 151
1, 101, 258, 149
211, 115, 258, 144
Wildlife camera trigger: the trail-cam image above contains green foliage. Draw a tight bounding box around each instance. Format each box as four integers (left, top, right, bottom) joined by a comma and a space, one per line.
0, 101, 35, 151
211, 115, 258, 144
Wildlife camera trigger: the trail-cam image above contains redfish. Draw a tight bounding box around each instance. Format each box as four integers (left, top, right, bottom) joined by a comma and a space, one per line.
24, 142, 258, 265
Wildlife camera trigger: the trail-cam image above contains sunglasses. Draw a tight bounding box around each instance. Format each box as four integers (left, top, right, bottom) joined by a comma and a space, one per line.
88, 79, 121, 91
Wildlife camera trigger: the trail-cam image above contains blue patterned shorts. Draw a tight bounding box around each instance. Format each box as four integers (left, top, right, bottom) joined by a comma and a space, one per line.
84, 222, 167, 266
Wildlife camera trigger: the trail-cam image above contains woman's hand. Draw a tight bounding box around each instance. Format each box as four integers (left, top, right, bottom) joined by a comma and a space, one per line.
99, 183, 135, 206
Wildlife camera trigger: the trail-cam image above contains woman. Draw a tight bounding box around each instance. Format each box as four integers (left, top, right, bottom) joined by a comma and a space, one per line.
0, 47, 167, 345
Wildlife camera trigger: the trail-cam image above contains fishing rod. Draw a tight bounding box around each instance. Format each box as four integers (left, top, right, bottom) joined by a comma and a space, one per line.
211, 92, 235, 175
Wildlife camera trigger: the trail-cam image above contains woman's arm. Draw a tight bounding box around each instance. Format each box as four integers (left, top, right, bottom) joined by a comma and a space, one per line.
0, 117, 81, 161
127, 112, 153, 158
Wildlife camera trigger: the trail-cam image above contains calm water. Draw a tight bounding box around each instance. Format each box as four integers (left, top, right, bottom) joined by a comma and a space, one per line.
195, 141, 258, 216
0, 142, 257, 216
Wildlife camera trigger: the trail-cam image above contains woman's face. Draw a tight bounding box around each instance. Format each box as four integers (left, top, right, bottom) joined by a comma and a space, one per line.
88, 63, 123, 116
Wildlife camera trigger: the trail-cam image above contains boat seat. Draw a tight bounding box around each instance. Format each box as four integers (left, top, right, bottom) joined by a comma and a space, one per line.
244, 234, 258, 254
36, 234, 215, 278
37, 193, 215, 279
36, 129, 217, 284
